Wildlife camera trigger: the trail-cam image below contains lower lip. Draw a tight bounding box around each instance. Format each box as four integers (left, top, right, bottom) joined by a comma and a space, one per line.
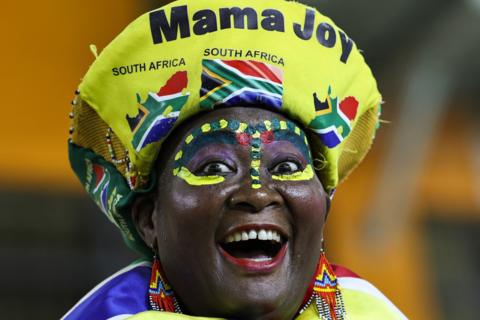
218, 243, 288, 273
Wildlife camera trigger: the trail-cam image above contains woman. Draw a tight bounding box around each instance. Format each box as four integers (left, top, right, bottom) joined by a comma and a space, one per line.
64, 0, 406, 319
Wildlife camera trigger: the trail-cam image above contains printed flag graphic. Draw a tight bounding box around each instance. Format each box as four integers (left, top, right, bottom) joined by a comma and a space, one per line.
127, 71, 189, 152
309, 87, 359, 148
91, 163, 110, 215
200, 59, 283, 110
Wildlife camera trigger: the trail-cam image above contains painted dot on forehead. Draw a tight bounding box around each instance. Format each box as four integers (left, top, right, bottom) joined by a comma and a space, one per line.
287, 121, 295, 131
219, 119, 228, 129
264, 120, 272, 131
210, 120, 221, 131
245, 125, 256, 135
271, 119, 280, 130
238, 122, 248, 133
201, 123, 211, 132
256, 122, 267, 132
228, 120, 240, 131
261, 130, 274, 144
236, 132, 251, 146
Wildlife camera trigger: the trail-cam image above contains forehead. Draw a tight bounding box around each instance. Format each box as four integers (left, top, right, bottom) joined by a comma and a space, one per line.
177, 107, 307, 145
184, 106, 291, 130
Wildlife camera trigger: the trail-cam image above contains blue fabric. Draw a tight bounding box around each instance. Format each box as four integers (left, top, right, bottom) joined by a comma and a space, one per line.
63, 262, 151, 320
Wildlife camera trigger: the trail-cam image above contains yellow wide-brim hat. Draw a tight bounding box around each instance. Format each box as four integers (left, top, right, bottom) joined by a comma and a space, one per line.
69, 0, 381, 255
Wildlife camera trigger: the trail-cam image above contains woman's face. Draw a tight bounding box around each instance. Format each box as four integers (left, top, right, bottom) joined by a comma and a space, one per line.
135, 107, 328, 319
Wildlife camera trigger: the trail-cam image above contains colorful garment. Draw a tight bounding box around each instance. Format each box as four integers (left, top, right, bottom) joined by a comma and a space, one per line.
61, 261, 406, 320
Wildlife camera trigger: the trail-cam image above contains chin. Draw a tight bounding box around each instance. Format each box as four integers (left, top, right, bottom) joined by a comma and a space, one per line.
197, 252, 303, 319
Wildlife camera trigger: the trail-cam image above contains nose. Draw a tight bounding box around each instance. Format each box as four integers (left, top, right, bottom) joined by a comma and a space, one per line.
227, 181, 284, 213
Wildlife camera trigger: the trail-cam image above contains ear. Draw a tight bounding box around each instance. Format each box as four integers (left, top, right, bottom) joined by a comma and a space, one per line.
131, 193, 157, 249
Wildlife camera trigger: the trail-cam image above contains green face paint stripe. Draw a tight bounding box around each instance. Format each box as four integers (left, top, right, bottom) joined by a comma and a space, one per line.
272, 164, 315, 181
251, 153, 261, 160
251, 138, 261, 149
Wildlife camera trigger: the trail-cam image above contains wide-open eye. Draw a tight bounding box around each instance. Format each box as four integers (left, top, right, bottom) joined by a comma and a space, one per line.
198, 162, 234, 175
271, 161, 301, 175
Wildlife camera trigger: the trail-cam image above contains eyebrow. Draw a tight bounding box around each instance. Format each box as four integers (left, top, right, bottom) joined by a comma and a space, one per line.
269, 129, 311, 162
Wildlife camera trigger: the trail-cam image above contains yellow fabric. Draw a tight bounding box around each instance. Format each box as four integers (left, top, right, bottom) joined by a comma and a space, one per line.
75, 0, 381, 192
126, 287, 403, 319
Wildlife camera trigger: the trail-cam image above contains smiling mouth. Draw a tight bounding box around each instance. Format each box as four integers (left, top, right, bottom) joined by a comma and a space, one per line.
219, 228, 288, 272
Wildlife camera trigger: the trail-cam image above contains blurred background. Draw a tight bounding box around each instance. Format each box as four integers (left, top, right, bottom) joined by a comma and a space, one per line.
0, 0, 478, 319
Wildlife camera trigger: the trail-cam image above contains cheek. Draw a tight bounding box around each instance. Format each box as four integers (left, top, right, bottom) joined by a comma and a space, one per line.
155, 176, 226, 243
282, 179, 327, 249
286, 183, 327, 221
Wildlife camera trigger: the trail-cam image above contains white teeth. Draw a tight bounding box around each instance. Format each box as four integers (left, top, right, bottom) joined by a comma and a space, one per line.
274, 233, 281, 242
272, 231, 278, 241
258, 229, 267, 240
234, 233, 242, 242
267, 230, 273, 240
224, 229, 283, 244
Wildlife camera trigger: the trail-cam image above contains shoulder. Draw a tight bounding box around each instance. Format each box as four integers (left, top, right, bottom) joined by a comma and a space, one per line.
333, 265, 408, 320
62, 260, 152, 320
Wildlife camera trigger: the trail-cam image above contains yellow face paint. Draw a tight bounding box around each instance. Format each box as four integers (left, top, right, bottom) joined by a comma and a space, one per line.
185, 134, 194, 144
174, 166, 225, 186
219, 119, 228, 129
201, 123, 211, 132
272, 164, 314, 182
173, 119, 235, 186
174, 150, 183, 161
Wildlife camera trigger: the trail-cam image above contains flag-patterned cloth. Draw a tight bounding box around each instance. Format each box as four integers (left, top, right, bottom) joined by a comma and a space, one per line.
62, 262, 407, 320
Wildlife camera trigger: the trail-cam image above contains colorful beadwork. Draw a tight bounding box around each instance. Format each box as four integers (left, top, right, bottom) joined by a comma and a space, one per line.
298, 253, 346, 319
148, 252, 346, 318
149, 257, 182, 313
68, 89, 79, 141
173, 118, 312, 188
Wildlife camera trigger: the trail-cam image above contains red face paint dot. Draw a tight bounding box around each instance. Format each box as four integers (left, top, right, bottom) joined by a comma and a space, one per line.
261, 131, 275, 144
236, 132, 251, 145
